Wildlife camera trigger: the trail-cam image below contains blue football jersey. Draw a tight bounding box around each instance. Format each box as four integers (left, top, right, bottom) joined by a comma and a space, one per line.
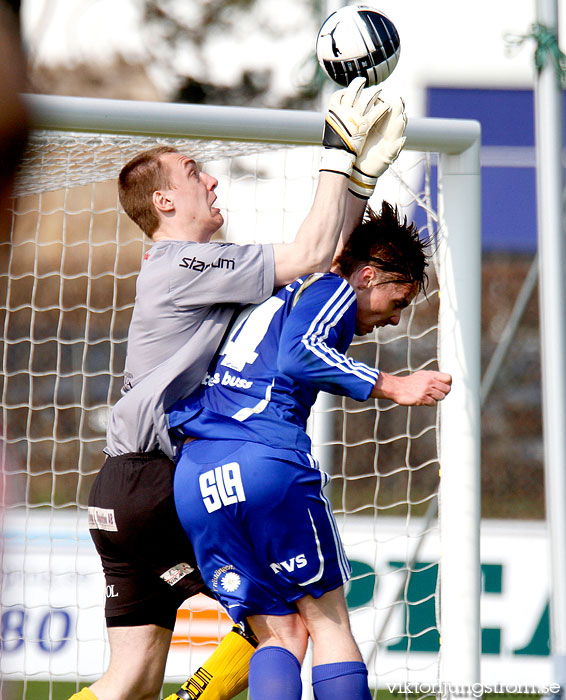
168, 272, 380, 451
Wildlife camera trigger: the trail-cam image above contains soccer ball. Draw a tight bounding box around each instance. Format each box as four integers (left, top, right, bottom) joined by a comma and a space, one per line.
316, 5, 400, 87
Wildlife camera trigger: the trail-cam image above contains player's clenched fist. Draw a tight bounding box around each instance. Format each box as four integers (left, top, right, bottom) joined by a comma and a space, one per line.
320, 76, 391, 178
371, 370, 452, 406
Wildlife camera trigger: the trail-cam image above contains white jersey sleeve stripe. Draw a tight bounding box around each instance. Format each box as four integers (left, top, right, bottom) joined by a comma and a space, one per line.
300, 280, 380, 386
306, 279, 354, 343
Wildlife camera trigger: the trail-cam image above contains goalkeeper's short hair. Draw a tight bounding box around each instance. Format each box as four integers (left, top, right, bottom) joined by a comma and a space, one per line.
118, 146, 178, 238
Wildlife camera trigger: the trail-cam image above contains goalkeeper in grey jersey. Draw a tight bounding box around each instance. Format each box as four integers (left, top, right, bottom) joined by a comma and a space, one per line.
74, 78, 407, 700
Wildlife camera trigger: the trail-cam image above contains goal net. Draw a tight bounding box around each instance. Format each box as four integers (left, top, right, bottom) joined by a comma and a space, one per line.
0, 97, 481, 698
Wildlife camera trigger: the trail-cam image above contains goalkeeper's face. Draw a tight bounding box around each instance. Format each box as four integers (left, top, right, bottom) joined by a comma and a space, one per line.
160, 153, 223, 239
353, 267, 417, 336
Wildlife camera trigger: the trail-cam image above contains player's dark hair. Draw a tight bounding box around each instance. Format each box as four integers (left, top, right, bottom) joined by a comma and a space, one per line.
334, 201, 429, 293
118, 146, 179, 238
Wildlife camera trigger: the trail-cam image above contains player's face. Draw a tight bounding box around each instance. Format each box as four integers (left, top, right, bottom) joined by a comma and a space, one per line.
354, 269, 418, 336
162, 153, 224, 238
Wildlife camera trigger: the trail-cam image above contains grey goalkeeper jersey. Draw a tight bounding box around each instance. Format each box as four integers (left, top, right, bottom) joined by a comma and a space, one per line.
104, 239, 275, 459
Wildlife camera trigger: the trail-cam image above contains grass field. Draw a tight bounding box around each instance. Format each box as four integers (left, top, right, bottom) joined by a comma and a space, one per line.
2, 684, 232, 699
1, 683, 228, 700
0, 683, 546, 700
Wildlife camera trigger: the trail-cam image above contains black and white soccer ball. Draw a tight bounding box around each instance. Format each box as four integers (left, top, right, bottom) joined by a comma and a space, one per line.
316, 5, 400, 87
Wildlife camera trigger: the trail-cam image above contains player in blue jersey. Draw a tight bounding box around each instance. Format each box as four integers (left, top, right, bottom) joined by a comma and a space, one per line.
170, 202, 452, 700
73, 79, 410, 700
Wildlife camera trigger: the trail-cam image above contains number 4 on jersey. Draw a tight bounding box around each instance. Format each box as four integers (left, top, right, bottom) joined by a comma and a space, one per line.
220, 297, 284, 372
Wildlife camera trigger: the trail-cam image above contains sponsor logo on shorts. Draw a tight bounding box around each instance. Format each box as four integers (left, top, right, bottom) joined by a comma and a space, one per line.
106, 584, 119, 598
88, 507, 118, 532
179, 256, 235, 272
211, 564, 241, 593
200, 463, 246, 513
220, 572, 241, 592
160, 562, 195, 586
270, 554, 307, 575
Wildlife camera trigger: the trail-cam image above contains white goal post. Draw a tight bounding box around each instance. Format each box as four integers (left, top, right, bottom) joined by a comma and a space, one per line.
1, 94, 481, 696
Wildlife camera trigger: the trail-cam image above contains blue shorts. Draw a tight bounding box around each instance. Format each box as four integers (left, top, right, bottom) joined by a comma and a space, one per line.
173, 439, 351, 624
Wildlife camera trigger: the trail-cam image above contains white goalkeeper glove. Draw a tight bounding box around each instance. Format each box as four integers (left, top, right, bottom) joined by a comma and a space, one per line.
320, 76, 391, 178
348, 96, 407, 200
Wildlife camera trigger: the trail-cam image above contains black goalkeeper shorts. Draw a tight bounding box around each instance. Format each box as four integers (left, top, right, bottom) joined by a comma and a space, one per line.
88, 450, 207, 630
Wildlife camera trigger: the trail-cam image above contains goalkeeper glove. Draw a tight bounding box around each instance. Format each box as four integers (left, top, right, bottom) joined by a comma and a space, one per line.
320, 76, 391, 178
348, 96, 407, 200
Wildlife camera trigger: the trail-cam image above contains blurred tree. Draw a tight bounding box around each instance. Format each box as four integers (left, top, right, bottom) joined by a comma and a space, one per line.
26, 0, 326, 107
140, 0, 324, 108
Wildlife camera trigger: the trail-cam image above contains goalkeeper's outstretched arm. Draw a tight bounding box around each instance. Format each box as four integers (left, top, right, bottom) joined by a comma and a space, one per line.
271, 77, 390, 287
333, 95, 408, 261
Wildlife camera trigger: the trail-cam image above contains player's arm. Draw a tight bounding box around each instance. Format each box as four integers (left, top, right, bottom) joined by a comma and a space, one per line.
277, 276, 379, 400
332, 190, 368, 262
272, 77, 390, 286
271, 170, 347, 286
278, 276, 452, 407
370, 370, 452, 406
281, 306, 452, 407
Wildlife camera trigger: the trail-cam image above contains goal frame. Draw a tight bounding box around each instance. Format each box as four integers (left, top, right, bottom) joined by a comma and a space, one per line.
22, 93, 482, 693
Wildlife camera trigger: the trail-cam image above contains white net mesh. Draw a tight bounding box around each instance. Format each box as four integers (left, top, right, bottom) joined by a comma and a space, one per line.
14, 131, 283, 197
1, 127, 443, 697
